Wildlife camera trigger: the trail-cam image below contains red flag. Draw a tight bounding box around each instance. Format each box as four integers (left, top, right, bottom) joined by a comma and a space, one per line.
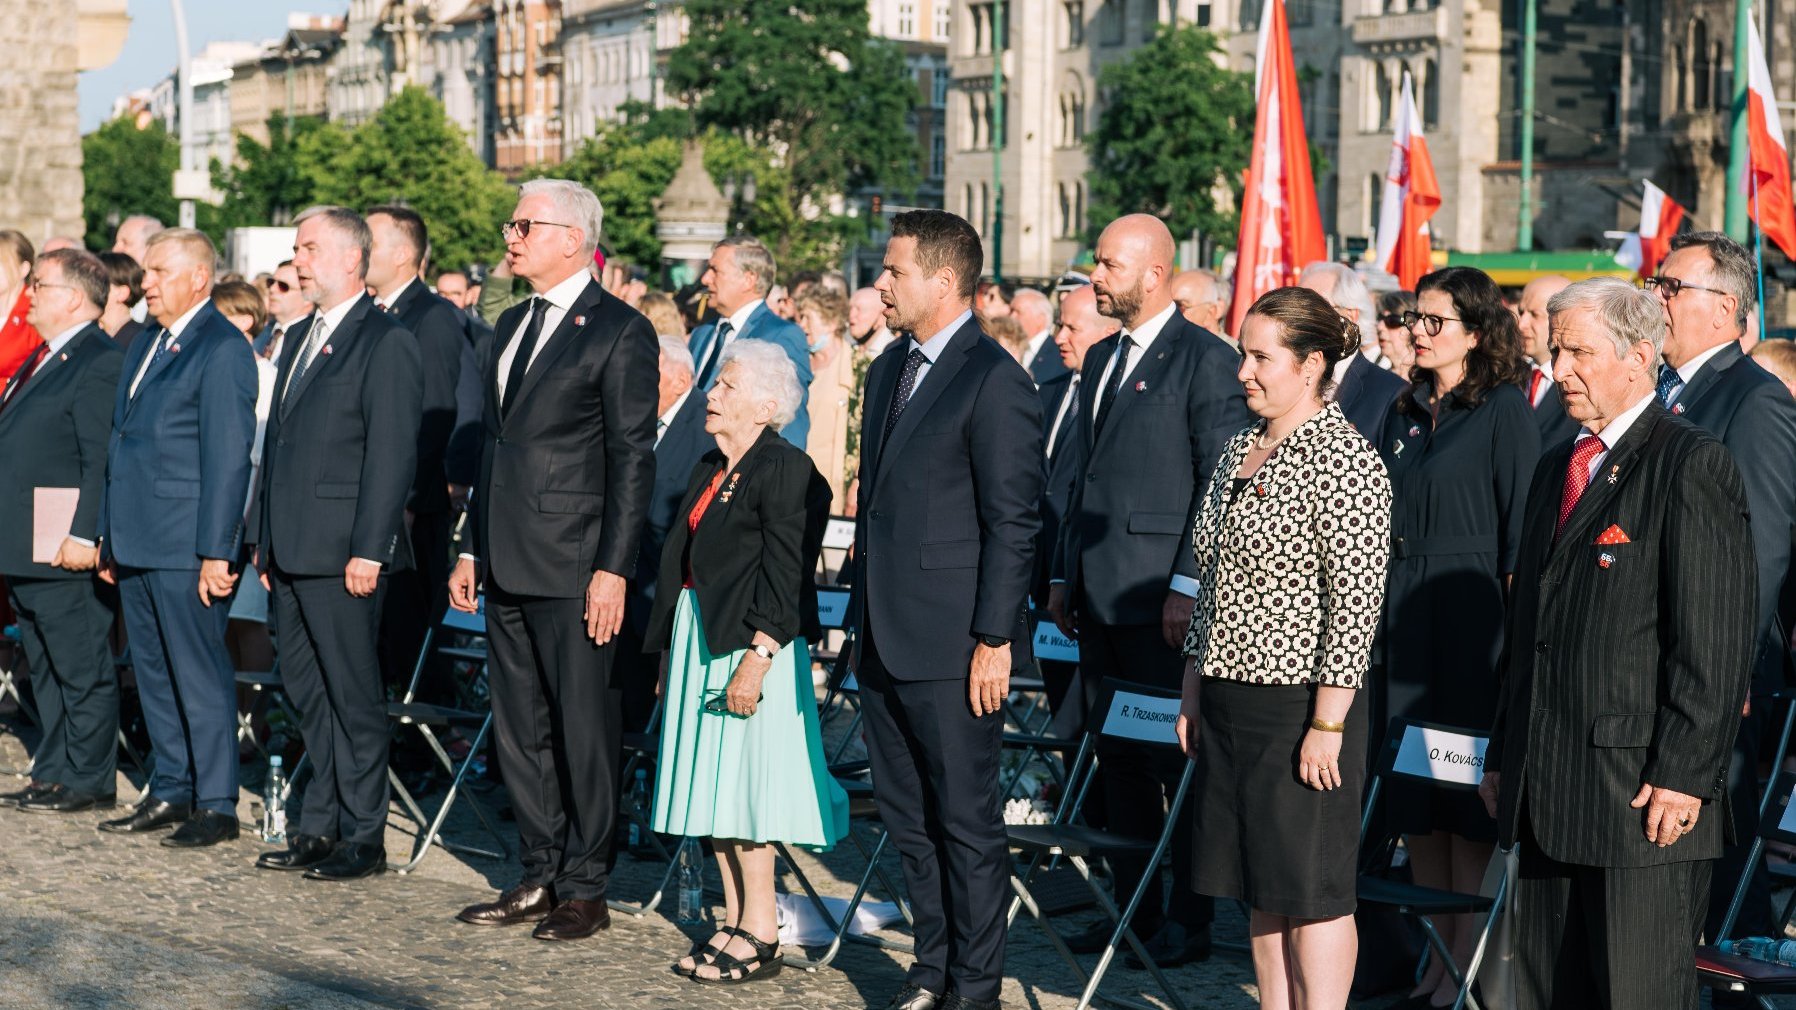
1227, 0, 1325, 336
1373, 73, 1441, 289
1746, 15, 1796, 259
1636, 180, 1686, 279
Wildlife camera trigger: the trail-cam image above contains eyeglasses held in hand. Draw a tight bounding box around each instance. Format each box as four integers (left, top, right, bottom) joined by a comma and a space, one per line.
702, 690, 762, 716
1644, 275, 1728, 300
501, 219, 575, 240
1400, 310, 1463, 337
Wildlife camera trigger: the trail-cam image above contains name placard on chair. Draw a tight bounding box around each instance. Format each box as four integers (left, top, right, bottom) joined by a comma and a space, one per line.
1102, 691, 1181, 744
816, 588, 850, 630
823, 518, 856, 551
1393, 725, 1488, 786
1778, 781, 1796, 835
1033, 621, 1078, 664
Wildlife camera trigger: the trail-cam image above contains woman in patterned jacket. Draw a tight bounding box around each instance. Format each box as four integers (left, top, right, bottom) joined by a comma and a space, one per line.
1177, 285, 1393, 1010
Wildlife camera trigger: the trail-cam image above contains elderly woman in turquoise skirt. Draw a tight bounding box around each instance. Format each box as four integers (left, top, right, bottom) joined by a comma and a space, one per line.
644, 338, 848, 986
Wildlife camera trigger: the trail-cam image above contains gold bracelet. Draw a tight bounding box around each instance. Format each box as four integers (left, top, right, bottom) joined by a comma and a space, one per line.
1309, 717, 1346, 733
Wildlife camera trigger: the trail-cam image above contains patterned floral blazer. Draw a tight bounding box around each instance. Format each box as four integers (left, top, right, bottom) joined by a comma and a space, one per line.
1181, 402, 1393, 689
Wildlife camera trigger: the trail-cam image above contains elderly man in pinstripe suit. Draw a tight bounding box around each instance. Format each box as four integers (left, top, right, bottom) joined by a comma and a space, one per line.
1480, 278, 1754, 1009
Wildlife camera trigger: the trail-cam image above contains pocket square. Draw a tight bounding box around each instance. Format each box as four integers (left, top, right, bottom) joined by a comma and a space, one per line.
1595, 524, 1631, 545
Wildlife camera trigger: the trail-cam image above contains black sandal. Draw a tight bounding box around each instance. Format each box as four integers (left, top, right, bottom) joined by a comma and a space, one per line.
690, 931, 782, 985
671, 926, 745, 977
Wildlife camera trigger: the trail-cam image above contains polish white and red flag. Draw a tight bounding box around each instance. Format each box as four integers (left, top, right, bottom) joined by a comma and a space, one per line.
1373, 72, 1441, 290
1745, 13, 1796, 259
1635, 180, 1686, 279
1227, 0, 1325, 336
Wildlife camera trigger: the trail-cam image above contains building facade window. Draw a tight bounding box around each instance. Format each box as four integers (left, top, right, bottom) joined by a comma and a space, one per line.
931, 133, 947, 177
898, 1, 916, 36
1062, 0, 1085, 47
1100, 0, 1126, 44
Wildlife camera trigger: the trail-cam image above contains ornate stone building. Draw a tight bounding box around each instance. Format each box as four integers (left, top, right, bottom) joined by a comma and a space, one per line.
494, 0, 564, 173
230, 22, 344, 149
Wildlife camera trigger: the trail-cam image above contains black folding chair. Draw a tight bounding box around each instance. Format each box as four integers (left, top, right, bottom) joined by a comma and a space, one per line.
1699, 771, 1796, 1007
1005, 677, 1194, 1010
1359, 719, 1509, 1010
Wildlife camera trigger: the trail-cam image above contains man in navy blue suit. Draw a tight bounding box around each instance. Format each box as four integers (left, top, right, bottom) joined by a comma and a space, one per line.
96, 228, 258, 847
688, 235, 812, 447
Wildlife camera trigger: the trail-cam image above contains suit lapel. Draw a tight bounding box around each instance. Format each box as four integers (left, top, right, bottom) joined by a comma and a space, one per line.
860, 344, 903, 482
1669, 342, 1740, 413
874, 321, 979, 483
1547, 405, 1664, 567
0, 326, 89, 420
1091, 320, 1184, 452
696, 429, 780, 534
504, 280, 603, 422
1335, 353, 1368, 414
281, 297, 371, 420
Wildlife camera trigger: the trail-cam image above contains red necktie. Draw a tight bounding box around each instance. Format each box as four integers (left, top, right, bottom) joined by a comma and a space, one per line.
1555, 434, 1605, 541
1527, 368, 1544, 406
0, 341, 48, 413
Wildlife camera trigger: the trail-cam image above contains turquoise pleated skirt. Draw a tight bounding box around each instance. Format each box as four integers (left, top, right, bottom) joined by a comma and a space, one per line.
650, 590, 849, 849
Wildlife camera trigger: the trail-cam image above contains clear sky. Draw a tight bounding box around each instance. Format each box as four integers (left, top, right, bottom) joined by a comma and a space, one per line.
78, 3, 319, 132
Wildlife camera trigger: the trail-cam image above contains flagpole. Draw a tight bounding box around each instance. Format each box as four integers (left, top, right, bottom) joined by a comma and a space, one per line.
1725, 0, 1752, 241
1753, 167, 1769, 344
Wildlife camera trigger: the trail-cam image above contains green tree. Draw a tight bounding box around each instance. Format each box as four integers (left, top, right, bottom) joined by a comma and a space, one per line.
213, 116, 330, 229
82, 116, 180, 250
303, 87, 515, 271
1085, 26, 1255, 247
544, 107, 687, 267
666, 0, 920, 268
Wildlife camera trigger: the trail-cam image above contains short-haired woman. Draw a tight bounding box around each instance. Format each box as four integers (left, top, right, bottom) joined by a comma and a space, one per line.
1377, 266, 1538, 1008
1181, 286, 1391, 1009
645, 338, 848, 986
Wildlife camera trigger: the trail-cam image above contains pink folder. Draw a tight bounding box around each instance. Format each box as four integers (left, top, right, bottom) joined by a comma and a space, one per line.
32, 487, 79, 564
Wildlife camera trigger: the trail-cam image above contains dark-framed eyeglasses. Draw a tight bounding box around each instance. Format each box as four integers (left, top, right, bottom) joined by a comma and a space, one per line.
1644, 275, 1729, 300
1378, 313, 1408, 330
1400, 310, 1463, 337
501, 218, 574, 240
28, 280, 74, 294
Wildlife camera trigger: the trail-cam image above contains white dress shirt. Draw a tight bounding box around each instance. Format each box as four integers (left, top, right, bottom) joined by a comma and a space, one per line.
1092, 301, 1176, 402
129, 298, 209, 398
1045, 374, 1081, 459
1577, 390, 1659, 480
494, 268, 591, 401
284, 291, 364, 400
1021, 329, 1053, 371
656, 389, 692, 448
374, 275, 416, 311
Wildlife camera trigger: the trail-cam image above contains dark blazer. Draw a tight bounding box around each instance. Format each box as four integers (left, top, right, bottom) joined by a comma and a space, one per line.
387, 278, 473, 515
645, 428, 830, 652
688, 301, 814, 448
465, 277, 659, 599
853, 315, 1044, 679
1052, 311, 1251, 626
0, 324, 122, 576
253, 297, 422, 575
1032, 372, 1086, 605
1488, 404, 1754, 867
100, 300, 258, 570
1666, 341, 1796, 693
632, 389, 716, 611
445, 309, 492, 486
1029, 341, 1071, 386
111, 318, 145, 354
1335, 352, 1405, 439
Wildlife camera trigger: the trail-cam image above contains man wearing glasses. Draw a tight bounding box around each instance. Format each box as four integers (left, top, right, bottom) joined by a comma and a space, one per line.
254, 261, 312, 362
449, 180, 658, 942
1649, 230, 1796, 947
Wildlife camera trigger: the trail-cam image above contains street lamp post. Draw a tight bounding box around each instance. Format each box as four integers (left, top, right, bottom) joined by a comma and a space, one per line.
171, 0, 197, 229
991, 0, 1005, 283
1516, 0, 1538, 250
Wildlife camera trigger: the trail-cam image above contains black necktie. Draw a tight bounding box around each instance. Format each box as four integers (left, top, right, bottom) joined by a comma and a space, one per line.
883, 348, 928, 443
503, 297, 550, 415
698, 321, 733, 387
1094, 335, 1135, 436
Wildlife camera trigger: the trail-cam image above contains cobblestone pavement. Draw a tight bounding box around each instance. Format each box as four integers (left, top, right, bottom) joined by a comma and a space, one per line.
0, 714, 1465, 1010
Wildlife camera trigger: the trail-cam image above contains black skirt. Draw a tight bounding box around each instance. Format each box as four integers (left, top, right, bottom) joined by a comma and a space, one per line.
1190, 678, 1366, 919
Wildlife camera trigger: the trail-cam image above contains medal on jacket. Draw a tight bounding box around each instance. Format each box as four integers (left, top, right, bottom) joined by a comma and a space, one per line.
718, 471, 742, 503
1392, 440, 1404, 458
1598, 552, 1615, 569
1606, 463, 1619, 485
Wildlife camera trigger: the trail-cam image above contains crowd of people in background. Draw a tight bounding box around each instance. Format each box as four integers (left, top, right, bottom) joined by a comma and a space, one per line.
0, 184, 1790, 1010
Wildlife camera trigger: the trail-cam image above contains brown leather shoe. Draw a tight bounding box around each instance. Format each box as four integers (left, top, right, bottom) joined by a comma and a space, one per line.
532, 898, 611, 941
456, 884, 556, 926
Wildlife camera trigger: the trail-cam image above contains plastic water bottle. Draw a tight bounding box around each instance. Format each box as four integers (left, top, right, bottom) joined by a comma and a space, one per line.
1720, 937, 1796, 964
626, 769, 649, 849
262, 756, 287, 844
676, 842, 704, 925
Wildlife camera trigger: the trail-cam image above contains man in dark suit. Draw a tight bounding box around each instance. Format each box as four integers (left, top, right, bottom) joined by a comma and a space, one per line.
1012, 287, 1068, 386
366, 206, 479, 698
1047, 214, 1250, 965
855, 209, 1043, 1010
1518, 274, 1579, 446
1652, 231, 1796, 942
449, 179, 658, 941
250, 207, 422, 880
688, 235, 813, 447
619, 336, 714, 732
253, 261, 311, 363
1298, 261, 1405, 438
0, 249, 123, 812
96, 228, 258, 847
1481, 277, 1754, 1009
1033, 285, 1115, 720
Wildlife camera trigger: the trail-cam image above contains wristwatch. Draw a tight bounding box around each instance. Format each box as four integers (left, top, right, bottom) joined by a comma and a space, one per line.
976, 634, 1009, 648
751, 643, 776, 660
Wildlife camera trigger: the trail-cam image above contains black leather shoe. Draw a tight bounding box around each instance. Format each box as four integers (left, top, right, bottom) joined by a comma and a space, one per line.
457, 884, 556, 926
1062, 920, 1149, 955
256, 834, 334, 871
304, 842, 386, 881
0, 781, 52, 807
532, 898, 611, 940
884, 984, 942, 1010
938, 996, 1002, 1010
98, 797, 191, 834
1123, 921, 1212, 970
161, 809, 240, 847
18, 786, 115, 814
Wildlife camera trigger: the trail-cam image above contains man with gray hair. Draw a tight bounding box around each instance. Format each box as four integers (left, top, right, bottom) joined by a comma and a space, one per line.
1481, 276, 1753, 1010
1009, 287, 1066, 385
1168, 269, 1230, 339
689, 235, 812, 448
112, 215, 166, 323
1651, 230, 1796, 941
1298, 260, 1406, 439
450, 178, 658, 940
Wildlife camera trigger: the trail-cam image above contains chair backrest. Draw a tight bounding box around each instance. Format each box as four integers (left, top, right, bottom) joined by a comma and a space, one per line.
1090, 678, 1183, 748
1031, 613, 1079, 665
439, 597, 487, 636
816, 585, 851, 630
821, 517, 855, 552
1378, 717, 1489, 791
1717, 770, 1796, 942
